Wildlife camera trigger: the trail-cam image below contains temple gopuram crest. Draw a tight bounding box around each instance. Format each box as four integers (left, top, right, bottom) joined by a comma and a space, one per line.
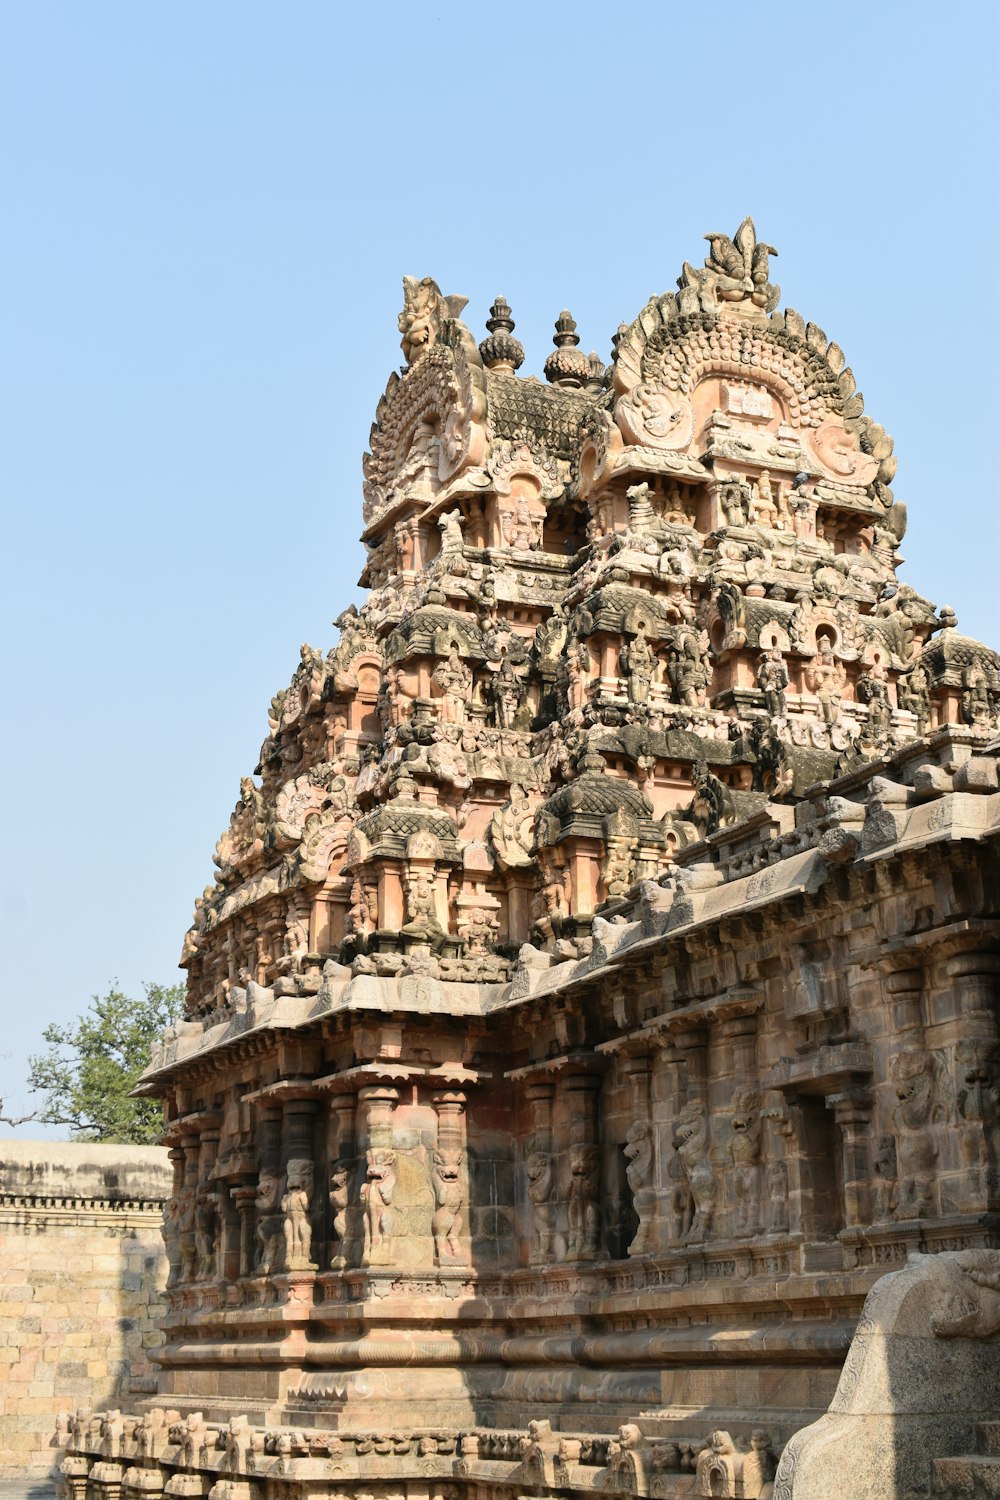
59, 221, 1000, 1500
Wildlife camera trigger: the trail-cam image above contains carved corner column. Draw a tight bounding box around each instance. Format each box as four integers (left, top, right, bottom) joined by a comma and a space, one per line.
177, 1133, 200, 1284
326, 1089, 357, 1269
523, 1079, 556, 1265
619, 1050, 656, 1256
357, 1085, 399, 1267
282, 1093, 319, 1272
946, 947, 1000, 1213
563, 1064, 603, 1262
164, 1144, 185, 1289
431, 1090, 470, 1265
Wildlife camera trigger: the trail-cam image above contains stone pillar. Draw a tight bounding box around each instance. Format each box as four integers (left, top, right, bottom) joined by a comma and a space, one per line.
828, 1091, 874, 1229
231, 1183, 259, 1278
524, 1080, 556, 1265
327, 1089, 357, 1269
563, 1066, 602, 1261
178, 1135, 200, 1284
358, 1086, 399, 1267
881, 963, 924, 1038
620, 1051, 656, 1255
431, 1091, 469, 1265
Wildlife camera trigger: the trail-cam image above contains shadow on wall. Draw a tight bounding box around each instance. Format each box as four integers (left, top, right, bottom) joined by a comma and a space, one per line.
772, 1249, 1000, 1499
0, 1141, 171, 1479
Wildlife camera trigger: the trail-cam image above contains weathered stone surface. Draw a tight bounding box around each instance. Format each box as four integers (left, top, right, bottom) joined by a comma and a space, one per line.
0, 1142, 168, 1477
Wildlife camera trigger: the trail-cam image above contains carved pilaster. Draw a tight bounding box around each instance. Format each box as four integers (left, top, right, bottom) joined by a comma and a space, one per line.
431, 1090, 469, 1265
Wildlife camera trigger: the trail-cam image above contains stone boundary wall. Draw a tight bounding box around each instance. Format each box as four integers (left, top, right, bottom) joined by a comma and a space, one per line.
0, 1140, 171, 1477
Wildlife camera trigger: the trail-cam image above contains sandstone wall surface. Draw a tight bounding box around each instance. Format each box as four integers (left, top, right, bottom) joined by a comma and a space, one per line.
0, 1141, 170, 1477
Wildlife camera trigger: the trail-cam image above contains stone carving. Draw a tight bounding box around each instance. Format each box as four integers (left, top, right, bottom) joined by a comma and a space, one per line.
328, 1161, 351, 1268
525, 1149, 556, 1263
728, 1090, 762, 1237
254, 1169, 283, 1275
432, 646, 472, 725
872, 1135, 898, 1221
431, 1147, 467, 1264
620, 630, 657, 706
624, 1122, 655, 1255
281, 1159, 315, 1270
398, 275, 468, 365
928, 1249, 1000, 1338
567, 1144, 601, 1261
766, 1159, 789, 1235
679, 217, 780, 314
672, 1099, 715, 1241
361, 1148, 397, 1264
489, 784, 535, 869
194, 1184, 219, 1281
804, 634, 846, 725
892, 1049, 942, 1219
757, 646, 789, 719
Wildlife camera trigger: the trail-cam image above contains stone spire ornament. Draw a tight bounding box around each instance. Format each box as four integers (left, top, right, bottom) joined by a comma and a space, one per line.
479, 295, 524, 374
544, 308, 590, 387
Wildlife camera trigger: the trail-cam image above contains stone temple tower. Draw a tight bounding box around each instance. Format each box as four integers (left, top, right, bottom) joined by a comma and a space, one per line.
60, 221, 1000, 1498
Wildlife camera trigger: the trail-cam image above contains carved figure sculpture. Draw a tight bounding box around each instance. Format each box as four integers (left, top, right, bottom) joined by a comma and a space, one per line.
766, 1159, 789, 1235
893, 1049, 941, 1220
756, 646, 789, 719
401, 869, 443, 941
898, 661, 931, 734
282, 1158, 315, 1268
525, 1149, 555, 1262
695, 1430, 739, 1498
673, 1099, 715, 1241
194, 1184, 219, 1281
742, 1430, 776, 1497
254, 1168, 284, 1274
624, 1121, 655, 1255
929, 1249, 1000, 1338
567, 1143, 601, 1260
857, 660, 892, 742
361, 1147, 397, 1263
962, 662, 992, 726
805, 635, 846, 725
620, 630, 656, 706
431, 1146, 467, 1263
669, 629, 711, 708
432, 646, 472, 726
728, 1090, 762, 1237
328, 1161, 351, 1268
872, 1134, 898, 1221
490, 649, 527, 728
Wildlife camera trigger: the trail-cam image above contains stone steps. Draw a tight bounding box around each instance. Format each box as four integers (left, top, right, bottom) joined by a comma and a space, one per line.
931, 1454, 1000, 1496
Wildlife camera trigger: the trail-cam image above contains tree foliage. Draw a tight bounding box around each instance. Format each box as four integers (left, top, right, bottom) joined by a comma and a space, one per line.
27, 982, 185, 1144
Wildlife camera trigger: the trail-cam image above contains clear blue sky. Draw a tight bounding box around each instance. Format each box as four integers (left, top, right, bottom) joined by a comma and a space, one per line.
1, 2, 998, 1132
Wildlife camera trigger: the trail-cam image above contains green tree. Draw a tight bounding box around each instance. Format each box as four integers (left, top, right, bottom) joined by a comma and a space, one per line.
26, 981, 186, 1144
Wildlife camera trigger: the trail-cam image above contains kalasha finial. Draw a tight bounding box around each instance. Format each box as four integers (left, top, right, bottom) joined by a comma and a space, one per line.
544, 310, 590, 388
479, 296, 524, 374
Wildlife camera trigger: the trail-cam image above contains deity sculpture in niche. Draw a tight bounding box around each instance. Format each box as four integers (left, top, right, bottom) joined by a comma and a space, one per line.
433, 646, 472, 725
805, 635, 846, 725
525, 1148, 555, 1262
282, 1159, 316, 1269
567, 1143, 601, 1260
858, 659, 892, 743
756, 646, 789, 719
668, 628, 710, 708
620, 630, 657, 706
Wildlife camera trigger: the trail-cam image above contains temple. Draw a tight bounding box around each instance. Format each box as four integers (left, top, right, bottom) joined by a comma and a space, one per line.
59, 221, 1000, 1498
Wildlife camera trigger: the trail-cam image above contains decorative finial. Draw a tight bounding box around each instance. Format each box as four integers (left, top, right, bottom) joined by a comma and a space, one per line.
544, 310, 590, 387
479, 296, 524, 374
